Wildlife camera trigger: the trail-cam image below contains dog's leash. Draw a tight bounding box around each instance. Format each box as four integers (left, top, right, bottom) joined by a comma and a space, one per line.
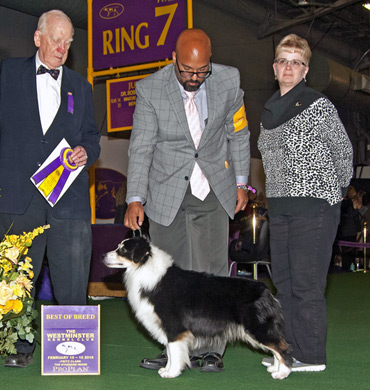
132, 227, 142, 238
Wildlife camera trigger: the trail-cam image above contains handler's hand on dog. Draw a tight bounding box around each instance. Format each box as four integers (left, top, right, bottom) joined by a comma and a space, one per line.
125, 202, 144, 231
235, 188, 249, 214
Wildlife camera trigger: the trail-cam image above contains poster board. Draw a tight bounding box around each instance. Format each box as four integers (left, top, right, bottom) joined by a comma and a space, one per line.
106, 74, 149, 132
91, 0, 190, 72
41, 305, 100, 375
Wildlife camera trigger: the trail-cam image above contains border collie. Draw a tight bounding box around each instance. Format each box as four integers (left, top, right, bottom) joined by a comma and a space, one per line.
104, 236, 292, 379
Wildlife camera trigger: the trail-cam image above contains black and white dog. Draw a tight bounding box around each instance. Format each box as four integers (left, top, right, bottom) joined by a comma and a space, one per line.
104, 236, 292, 379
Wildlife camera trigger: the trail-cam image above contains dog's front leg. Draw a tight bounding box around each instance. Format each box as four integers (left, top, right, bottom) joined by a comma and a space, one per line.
158, 341, 190, 378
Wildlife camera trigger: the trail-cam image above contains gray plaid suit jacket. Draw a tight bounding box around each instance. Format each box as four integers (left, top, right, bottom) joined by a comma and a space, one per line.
126, 63, 250, 226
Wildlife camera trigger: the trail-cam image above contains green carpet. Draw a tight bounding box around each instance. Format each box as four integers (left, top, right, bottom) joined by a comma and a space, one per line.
1, 273, 369, 390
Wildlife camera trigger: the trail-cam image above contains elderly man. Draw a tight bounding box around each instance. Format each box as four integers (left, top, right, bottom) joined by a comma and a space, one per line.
0, 10, 100, 367
124, 28, 250, 372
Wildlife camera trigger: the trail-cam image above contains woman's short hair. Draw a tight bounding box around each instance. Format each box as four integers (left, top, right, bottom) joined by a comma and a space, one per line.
275, 34, 312, 65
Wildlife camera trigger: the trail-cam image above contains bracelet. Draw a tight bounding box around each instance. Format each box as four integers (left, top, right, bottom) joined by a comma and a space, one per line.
237, 184, 256, 193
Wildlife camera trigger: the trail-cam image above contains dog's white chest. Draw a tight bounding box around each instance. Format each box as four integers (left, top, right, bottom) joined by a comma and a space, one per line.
126, 278, 168, 346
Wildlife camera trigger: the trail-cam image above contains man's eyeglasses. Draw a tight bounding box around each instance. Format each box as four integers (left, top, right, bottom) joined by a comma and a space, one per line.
274, 58, 306, 68
176, 59, 212, 79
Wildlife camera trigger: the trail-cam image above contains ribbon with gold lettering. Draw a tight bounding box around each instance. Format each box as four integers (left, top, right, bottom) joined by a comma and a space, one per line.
31, 148, 78, 205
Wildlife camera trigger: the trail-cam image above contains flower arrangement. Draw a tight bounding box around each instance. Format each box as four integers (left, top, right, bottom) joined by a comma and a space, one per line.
0, 225, 49, 357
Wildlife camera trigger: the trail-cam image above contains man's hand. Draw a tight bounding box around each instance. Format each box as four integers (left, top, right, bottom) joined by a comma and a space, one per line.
71, 146, 88, 167
124, 202, 145, 230
235, 188, 249, 214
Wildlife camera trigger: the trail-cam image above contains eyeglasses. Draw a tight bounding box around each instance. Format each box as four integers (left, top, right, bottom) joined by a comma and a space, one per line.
176, 59, 212, 79
274, 58, 306, 68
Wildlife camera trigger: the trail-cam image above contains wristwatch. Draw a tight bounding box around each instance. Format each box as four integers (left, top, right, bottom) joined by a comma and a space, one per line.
237, 184, 256, 193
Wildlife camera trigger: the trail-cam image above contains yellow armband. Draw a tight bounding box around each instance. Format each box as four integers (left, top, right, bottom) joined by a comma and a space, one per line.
233, 104, 247, 133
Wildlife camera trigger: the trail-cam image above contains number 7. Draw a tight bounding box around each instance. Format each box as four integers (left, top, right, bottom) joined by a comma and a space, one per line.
155, 4, 178, 46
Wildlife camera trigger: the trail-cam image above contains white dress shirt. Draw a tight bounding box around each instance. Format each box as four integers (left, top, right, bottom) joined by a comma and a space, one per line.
35, 51, 62, 134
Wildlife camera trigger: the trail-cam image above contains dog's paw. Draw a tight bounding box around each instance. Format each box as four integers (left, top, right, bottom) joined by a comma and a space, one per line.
267, 363, 279, 373
270, 365, 291, 380
158, 367, 182, 378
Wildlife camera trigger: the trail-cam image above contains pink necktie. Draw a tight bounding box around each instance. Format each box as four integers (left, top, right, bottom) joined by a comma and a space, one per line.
184, 91, 210, 201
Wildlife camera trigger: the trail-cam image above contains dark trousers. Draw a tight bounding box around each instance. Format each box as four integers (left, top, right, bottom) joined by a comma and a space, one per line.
269, 202, 340, 364
0, 191, 92, 353
149, 187, 229, 276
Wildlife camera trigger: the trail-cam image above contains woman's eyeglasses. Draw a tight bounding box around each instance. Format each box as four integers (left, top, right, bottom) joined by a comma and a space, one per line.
274, 58, 306, 68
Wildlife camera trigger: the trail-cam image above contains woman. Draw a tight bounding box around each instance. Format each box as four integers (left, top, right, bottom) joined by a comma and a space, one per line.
258, 34, 353, 371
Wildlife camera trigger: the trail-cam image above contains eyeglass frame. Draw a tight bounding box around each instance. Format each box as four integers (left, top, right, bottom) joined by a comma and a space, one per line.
175, 59, 212, 79
274, 58, 307, 68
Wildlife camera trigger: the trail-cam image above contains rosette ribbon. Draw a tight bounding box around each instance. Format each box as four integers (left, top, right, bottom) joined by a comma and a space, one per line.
32, 148, 78, 205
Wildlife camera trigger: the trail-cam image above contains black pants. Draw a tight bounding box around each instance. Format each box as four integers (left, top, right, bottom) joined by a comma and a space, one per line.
0, 191, 92, 353
269, 202, 340, 364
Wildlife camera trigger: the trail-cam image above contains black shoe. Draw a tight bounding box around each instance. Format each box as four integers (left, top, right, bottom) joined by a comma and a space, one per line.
4, 353, 33, 368
140, 351, 167, 370
200, 352, 224, 372
139, 350, 202, 370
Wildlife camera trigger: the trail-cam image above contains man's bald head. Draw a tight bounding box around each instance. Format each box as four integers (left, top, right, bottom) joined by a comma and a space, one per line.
175, 29, 212, 58
172, 29, 212, 91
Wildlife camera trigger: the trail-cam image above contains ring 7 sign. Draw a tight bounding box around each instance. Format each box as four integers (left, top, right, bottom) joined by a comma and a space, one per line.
92, 0, 188, 71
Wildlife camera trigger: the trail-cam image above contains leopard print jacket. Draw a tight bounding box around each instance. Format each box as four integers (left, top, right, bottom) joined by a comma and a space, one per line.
258, 97, 353, 206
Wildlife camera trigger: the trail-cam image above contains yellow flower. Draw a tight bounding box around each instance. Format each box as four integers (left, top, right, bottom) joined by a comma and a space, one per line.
14, 275, 33, 292
4, 247, 20, 264
29, 270, 34, 279
0, 260, 12, 274
12, 299, 23, 313
6, 235, 19, 245
0, 280, 14, 305
24, 237, 33, 247
10, 282, 24, 298
19, 260, 33, 272
0, 299, 23, 314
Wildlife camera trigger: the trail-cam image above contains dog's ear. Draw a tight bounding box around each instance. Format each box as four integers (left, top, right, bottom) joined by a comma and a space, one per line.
132, 236, 152, 264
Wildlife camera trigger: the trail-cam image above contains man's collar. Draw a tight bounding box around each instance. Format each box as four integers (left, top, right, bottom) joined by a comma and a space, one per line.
35, 51, 63, 74
176, 76, 206, 98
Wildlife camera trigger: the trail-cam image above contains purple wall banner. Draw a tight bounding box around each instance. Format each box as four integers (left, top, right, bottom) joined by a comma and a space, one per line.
107, 74, 149, 132
93, 0, 187, 71
41, 305, 100, 375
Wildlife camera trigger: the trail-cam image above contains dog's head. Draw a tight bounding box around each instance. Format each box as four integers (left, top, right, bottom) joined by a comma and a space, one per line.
103, 236, 152, 269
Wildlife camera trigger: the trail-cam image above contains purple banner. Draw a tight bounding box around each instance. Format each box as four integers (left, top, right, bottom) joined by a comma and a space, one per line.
107, 75, 148, 132
93, 0, 187, 71
42, 305, 100, 375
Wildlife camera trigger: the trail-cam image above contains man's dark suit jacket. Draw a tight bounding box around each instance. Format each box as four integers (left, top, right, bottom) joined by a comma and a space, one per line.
0, 55, 100, 219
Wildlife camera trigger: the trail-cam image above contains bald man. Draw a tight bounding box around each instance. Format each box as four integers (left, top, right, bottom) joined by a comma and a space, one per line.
125, 29, 250, 372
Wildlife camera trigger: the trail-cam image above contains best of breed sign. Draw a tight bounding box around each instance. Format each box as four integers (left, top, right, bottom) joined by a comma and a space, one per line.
41, 305, 100, 375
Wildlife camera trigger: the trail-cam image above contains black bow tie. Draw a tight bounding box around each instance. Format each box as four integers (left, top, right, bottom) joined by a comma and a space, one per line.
37, 65, 60, 80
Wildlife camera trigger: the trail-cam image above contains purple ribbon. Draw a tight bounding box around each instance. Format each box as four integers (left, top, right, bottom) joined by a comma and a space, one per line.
68, 92, 73, 114
337, 240, 370, 248
32, 148, 77, 205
